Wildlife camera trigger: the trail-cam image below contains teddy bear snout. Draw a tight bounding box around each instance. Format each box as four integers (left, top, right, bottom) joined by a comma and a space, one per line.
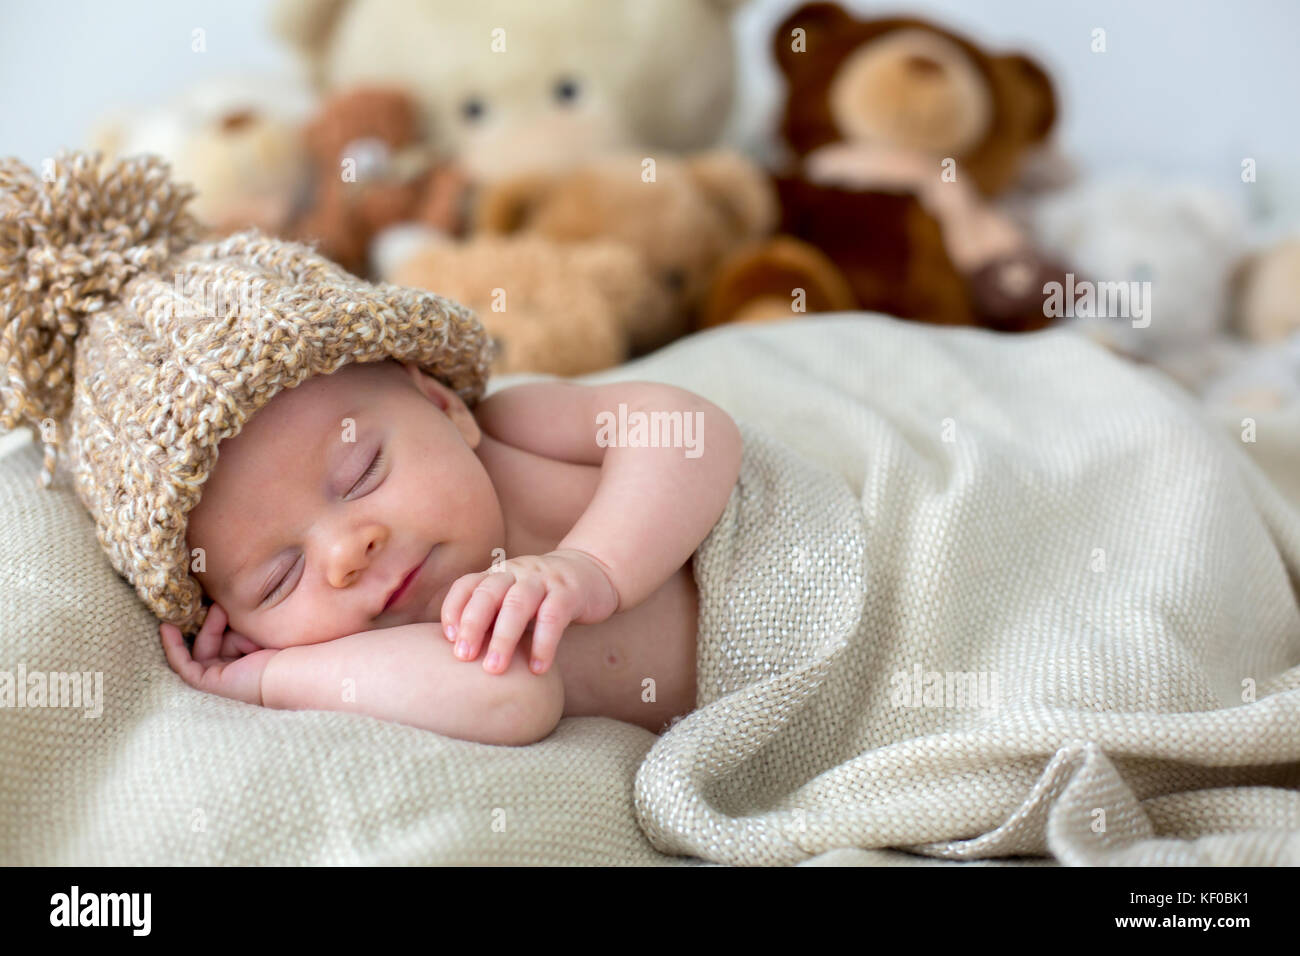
904, 54, 945, 78
828, 30, 994, 156
220, 108, 257, 133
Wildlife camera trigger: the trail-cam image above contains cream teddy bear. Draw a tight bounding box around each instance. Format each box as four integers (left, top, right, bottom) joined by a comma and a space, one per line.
270, 0, 748, 182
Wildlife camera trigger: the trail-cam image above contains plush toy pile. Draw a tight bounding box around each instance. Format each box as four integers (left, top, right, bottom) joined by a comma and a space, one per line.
82, 0, 1300, 407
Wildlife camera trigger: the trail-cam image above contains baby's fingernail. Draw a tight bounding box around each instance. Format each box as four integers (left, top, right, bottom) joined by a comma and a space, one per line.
531, 658, 545, 674
455, 640, 470, 659
444, 623, 456, 640
485, 652, 500, 671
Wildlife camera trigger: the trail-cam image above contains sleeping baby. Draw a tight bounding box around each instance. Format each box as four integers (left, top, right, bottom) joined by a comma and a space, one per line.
0, 150, 738, 749
159, 358, 742, 745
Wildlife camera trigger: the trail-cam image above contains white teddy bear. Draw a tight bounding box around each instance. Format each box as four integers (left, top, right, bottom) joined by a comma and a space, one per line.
1029, 176, 1251, 393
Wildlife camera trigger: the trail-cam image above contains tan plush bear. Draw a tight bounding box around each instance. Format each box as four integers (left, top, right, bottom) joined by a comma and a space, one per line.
390, 235, 670, 377
386, 150, 775, 375
1197, 237, 1300, 413
1234, 237, 1300, 345
469, 150, 778, 354
89, 74, 315, 236
384, 149, 769, 374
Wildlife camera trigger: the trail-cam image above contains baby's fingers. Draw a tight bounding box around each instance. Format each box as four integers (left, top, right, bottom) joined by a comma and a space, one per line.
193, 603, 227, 661
159, 622, 205, 689
528, 592, 578, 676
483, 577, 545, 674
440, 571, 487, 641
455, 572, 516, 658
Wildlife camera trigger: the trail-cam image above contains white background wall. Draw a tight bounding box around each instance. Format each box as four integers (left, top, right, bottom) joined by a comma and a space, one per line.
3, 0, 1298, 198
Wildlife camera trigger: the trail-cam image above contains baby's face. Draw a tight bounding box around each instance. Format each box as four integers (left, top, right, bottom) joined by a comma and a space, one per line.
185, 359, 505, 649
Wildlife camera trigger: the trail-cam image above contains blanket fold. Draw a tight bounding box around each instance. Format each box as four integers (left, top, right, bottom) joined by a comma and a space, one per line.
633, 319, 1300, 866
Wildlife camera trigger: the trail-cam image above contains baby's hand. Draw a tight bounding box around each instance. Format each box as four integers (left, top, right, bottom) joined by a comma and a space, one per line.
159, 602, 277, 706
440, 549, 620, 676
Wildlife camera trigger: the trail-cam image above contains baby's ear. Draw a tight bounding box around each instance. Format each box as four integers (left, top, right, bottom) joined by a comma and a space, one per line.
401, 362, 482, 448
399, 360, 445, 402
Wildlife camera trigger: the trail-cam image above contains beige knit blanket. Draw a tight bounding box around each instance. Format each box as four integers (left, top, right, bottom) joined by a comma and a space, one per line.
2, 315, 1297, 865
629, 317, 1300, 865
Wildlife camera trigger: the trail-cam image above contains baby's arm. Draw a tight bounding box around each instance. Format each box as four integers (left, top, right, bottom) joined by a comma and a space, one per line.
161, 606, 564, 746
453, 381, 743, 669
552, 383, 741, 608
260, 624, 564, 745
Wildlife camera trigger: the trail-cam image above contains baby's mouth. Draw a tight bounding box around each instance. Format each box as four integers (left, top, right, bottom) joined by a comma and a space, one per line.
382, 546, 436, 615
383, 571, 417, 612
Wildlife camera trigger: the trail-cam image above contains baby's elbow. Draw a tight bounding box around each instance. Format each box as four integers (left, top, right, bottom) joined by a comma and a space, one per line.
484, 669, 566, 747
718, 409, 743, 475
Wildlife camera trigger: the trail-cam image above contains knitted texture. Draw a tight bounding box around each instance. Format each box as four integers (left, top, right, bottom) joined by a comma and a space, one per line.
2, 315, 1297, 865
627, 317, 1300, 865
0, 150, 493, 637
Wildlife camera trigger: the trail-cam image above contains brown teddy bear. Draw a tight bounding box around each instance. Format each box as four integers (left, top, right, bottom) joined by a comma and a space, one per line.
287, 86, 470, 277
385, 149, 778, 373
702, 2, 1067, 333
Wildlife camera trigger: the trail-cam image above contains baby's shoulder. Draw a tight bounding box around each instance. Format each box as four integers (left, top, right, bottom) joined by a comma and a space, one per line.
474, 380, 601, 463
476, 379, 700, 464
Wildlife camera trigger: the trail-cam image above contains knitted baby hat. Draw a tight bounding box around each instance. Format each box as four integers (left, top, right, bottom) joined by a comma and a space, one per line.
0, 149, 493, 638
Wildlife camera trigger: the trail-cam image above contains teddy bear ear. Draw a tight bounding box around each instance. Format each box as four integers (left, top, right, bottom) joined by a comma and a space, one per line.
989, 53, 1058, 144
772, 2, 857, 78
473, 174, 556, 235
687, 150, 779, 241
270, 0, 351, 83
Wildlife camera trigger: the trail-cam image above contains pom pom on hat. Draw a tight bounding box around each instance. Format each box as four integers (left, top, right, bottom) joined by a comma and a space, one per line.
0, 151, 202, 485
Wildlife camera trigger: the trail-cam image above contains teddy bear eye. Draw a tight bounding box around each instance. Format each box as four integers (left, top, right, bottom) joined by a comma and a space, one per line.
461, 97, 486, 122
664, 267, 687, 293
553, 77, 580, 105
